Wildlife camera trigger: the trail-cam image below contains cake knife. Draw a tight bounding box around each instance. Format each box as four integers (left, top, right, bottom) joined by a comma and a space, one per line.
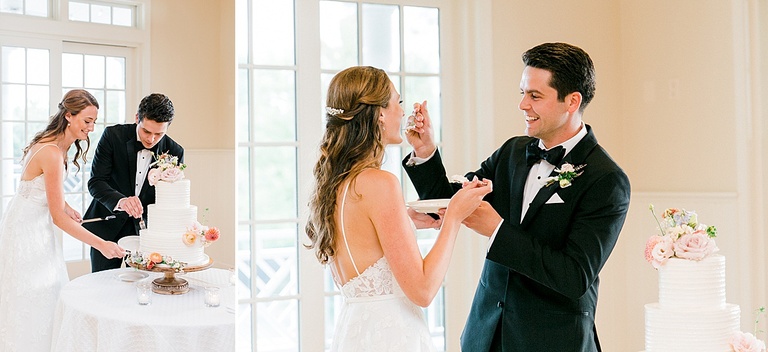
82, 215, 116, 223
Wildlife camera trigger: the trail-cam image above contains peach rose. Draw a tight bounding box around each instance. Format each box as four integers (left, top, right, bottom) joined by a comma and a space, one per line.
730, 331, 767, 352
204, 227, 220, 243
149, 252, 163, 264
673, 231, 718, 261
182, 231, 197, 247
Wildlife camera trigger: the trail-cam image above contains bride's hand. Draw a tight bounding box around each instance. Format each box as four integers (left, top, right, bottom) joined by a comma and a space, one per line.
444, 178, 493, 221
98, 241, 125, 259
65, 204, 83, 223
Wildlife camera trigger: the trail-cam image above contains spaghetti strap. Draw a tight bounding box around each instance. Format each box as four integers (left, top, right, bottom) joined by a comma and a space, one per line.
20, 143, 59, 176
340, 181, 361, 276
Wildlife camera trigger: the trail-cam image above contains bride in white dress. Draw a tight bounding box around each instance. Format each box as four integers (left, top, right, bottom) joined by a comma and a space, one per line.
306, 66, 493, 351
0, 89, 125, 351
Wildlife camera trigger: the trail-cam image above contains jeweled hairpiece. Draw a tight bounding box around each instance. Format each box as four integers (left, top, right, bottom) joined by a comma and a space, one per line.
325, 107, 344, 116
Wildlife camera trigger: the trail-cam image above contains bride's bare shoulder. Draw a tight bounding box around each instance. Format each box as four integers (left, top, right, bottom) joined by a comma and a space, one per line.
355, 169, 400, 193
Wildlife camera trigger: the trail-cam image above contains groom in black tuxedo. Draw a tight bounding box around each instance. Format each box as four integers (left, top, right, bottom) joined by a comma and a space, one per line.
83, 93, 184, 272
403, 43, 630, 351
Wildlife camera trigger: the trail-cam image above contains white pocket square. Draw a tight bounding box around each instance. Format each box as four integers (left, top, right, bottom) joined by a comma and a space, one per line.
545, 193, 564, 204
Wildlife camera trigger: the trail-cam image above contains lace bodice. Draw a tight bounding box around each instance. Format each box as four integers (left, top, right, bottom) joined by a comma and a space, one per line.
15, 175, 48, 206
338, 257, 404, 299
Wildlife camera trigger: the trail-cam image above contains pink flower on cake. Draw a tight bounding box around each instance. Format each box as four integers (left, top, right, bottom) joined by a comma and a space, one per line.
645, 204, 718, 269
160, 167, 184, 183
147, 168, 162, 186
204, 227, 220, 243
182, 231, 198, 246
673, 230, 719, 260
148, 152, 186, 185
730, 331, 766, 352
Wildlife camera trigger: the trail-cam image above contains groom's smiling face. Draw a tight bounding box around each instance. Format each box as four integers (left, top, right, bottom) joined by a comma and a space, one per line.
136, 118, 169, 149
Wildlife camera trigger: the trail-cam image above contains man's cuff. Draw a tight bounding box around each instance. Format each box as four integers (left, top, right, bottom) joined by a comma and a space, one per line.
405, 149, 437, 166
486, 218, 505, 252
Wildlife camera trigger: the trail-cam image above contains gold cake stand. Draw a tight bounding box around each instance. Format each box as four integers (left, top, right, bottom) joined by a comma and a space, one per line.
126, 256, 213, 295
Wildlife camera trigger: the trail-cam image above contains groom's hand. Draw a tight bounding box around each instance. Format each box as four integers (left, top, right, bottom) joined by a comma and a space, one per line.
405, 100, 436, 158
117, 196, 144, 218
462, 201, 502, 238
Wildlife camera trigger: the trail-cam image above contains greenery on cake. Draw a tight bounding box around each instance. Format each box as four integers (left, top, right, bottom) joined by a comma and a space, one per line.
644, 204, 718, 269
127, 251, 186, 272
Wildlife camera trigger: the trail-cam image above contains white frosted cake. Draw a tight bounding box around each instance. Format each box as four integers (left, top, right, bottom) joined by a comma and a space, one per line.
644, 254, 740, 351
139, 179, 208, 266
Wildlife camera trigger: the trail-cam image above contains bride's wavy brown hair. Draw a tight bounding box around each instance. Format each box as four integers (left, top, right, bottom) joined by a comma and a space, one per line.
305, 66, 392, 264
21, 89, 99, 172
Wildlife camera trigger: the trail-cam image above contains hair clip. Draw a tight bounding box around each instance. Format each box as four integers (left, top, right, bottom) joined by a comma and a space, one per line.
325, 107, 344, 116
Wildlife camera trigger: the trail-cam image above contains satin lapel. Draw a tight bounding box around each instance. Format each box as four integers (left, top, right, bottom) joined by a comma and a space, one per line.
508, 141, 532, 225
520, 125, 599, 228
126, 137, 139, 197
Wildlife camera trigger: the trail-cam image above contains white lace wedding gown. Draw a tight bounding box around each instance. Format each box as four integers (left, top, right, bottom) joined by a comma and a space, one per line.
330, 182, 437, 352
0, 144, 69, 351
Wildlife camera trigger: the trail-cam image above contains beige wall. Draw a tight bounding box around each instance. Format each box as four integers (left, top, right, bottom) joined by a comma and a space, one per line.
149, 0, 236, 268
487, 0, 767, 351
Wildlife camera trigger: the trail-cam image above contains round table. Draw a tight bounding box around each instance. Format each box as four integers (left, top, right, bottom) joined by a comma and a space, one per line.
51, 267, 235, 352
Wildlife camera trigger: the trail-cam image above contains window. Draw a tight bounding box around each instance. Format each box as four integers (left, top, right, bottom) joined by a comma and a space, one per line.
68, 0, 136, 27
0, 0, 48, 17
236, 0, 444, 350
0, 0, 146, 264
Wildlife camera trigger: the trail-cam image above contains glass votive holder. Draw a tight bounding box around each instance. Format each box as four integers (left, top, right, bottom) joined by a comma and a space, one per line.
136, 282, 152, 305
204, 286, 221, 307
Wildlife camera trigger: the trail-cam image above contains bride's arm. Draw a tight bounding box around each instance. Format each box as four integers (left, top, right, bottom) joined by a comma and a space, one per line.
368, 171, 490, 307
37, 148, 124, 259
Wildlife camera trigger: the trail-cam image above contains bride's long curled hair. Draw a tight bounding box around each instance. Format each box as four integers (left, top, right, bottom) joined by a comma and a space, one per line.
306, 66, 392, 264
21, 89, 99, 172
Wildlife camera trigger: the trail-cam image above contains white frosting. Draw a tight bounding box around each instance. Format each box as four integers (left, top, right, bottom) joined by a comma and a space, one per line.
139, 179, 207, 266
644, 254, 741, 352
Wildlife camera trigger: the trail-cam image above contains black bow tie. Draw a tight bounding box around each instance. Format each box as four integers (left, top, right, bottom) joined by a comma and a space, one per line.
135, 140, 157, 153
525, 140, 565, 166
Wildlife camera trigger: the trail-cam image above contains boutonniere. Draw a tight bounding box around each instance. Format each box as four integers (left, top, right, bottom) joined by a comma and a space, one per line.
544, 163, 586, 188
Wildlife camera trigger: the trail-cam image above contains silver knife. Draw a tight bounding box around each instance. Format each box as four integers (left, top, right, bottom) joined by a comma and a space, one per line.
82, 215, 117, 223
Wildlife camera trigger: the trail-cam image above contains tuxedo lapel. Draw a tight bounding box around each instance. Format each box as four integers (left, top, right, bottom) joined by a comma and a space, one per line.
520, 126, 599, 228
125, 133, 139, 197
508, 141, 533, 225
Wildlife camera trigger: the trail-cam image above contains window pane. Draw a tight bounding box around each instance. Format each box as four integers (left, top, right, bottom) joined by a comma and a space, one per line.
26, 49, 49, 84
319, 1, 357, 71
362, 4, 400, 72
1, 161, 20, 194
252, 0, 294, 66
252, 69, 295, 142
257, 300, 298, 352
84, 55, 105, 88
0, 0, 22, 14
404, 6, 440, 74
26, 85, 48, 121
62, 53, 84, 87
104, 91, 125, 123
91, 4, 111, 24
69, 1, 90, 22
2, 83, 25, 120
105, 56, 125, 89
25, 0, 46, 17
235, 0, 248, 65
253, 146, 296, 220
2, 47, 25, 84
255, 223, 297, 297
112, 7, 132, 27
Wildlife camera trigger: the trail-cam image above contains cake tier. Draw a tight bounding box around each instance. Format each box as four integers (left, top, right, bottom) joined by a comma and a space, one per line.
139, 229, 208, 266
659, 254, 726, 309
644, 303, 740, 352
146, 205, 197, 233
155, 179, 191, 207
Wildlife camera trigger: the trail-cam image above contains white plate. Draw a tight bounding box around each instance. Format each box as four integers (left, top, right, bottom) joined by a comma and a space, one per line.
116, 271, 149, 282
406, 199, 450, 214
117, 235, 140, 252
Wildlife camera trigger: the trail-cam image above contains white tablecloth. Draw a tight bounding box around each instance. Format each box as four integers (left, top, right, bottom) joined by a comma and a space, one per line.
52, 268, 235, 352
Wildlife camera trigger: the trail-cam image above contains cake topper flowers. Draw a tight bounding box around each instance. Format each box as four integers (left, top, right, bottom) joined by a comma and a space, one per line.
148, 152, 186, 186
644, 204, 719, 269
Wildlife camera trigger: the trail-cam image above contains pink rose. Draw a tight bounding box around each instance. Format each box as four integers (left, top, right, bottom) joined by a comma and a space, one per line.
147, 168, 161, 186
646, 236, 674, 269
204, 227, 220, 243
160, 168, 184, 182
730, 331, 767, 352
673, 231, 719, 260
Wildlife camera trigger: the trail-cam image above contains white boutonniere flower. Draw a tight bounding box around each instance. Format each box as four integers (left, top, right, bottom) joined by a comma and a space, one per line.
543, 163, 586, 188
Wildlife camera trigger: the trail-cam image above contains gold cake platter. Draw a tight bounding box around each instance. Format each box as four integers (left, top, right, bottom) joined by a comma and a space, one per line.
120, 235, 213, 295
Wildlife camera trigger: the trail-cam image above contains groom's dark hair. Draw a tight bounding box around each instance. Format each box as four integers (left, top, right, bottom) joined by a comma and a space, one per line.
137, 93, 175, 123
522, 42, 596, 112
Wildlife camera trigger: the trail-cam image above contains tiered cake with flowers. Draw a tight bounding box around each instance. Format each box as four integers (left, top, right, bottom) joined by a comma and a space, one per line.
643, 206, 765, 352
130, 153, 219, 270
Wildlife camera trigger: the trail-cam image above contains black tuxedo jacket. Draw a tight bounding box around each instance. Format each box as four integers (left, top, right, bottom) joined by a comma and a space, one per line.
403, 125, 630, 352
83, 123, 184, 242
